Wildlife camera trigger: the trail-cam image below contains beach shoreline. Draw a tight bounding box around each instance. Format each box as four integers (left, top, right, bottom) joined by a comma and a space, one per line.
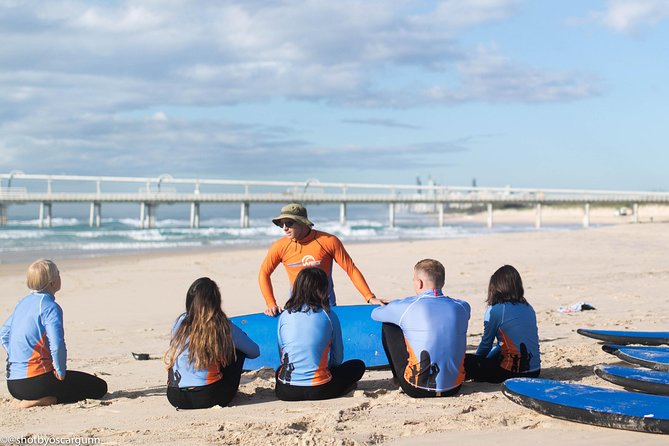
1, 222, 668, 444
3, 203, 669, 267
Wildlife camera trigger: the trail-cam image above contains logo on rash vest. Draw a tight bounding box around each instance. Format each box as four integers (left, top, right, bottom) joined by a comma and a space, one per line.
301, 255, 321, 267
288, 255, 321, 268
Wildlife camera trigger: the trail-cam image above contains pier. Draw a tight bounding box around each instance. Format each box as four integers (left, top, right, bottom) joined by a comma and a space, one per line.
1, 173, 668, 229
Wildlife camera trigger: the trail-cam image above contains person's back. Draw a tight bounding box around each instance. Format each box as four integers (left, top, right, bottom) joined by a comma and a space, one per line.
372, 259, 470, 398
374, 290, 470, 392
1, 259, 107, 408
274, 267, 365, 401
477, 302, 540, 373
164, 277, 260, 409
168, 313, 260, 389
277, 307, 338, 386
465, 265, 541, 383
4, 292, 65, 380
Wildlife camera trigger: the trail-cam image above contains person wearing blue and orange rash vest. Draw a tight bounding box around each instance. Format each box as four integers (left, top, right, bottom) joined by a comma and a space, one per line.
275, 267, 365, 401
465, 265, 541, 383
371, 259, 470, 398
164, 277, 259, 409
259, 203, 386, 317
0, 259, 107, 408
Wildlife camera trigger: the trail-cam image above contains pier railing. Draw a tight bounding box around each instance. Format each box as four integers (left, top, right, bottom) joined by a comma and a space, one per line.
1, 173, 668, 229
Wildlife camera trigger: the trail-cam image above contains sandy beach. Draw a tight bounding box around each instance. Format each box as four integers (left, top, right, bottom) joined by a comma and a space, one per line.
1, 221, 669, 445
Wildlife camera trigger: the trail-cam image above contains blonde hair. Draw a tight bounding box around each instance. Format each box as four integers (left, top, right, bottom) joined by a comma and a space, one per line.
26, 259, 59, 292
164, 277, 236, 370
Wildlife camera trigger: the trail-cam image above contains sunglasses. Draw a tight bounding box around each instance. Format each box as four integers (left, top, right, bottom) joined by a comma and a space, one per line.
276, 220, 295, 228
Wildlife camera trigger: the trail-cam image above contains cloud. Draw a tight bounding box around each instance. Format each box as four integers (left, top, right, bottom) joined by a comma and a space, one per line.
410, 0, 522, 29
0, 113, 306, 176
590, 0, 669, 33
341, 118, 421, 130
0, 109, 469, 178
445, 45, 601, 103
0, 0, 593, 111
257, 141, 469, 174
0, 1, 601, 180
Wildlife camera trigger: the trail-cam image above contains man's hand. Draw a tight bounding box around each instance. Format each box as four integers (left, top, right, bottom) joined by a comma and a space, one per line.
368, 297, 388, 306
264, 305, 282, 316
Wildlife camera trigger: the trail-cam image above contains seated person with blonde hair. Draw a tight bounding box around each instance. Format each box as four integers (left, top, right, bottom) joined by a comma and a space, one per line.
1, 259, 107, 408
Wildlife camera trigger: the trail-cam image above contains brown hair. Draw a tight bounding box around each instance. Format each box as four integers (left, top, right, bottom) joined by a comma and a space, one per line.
486, 265, 528, 305
414, 259, 445, 289
164, 277, 236, 370
26, 259, 59, 291
284, 268, 330, 313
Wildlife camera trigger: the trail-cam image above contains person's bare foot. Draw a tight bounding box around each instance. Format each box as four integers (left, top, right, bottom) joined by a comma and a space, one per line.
12, 396, 57, 408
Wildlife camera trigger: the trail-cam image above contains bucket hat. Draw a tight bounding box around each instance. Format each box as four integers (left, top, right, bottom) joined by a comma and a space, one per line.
272, 203, 314, 227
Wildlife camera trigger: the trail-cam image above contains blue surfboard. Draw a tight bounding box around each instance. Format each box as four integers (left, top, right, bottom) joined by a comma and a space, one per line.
601, 344, 669, 354
230, 305, 387, 371
577, 328, 669, 346
502, 378, 669, 434
609, 346, 669, 372
594, 364, 669, 396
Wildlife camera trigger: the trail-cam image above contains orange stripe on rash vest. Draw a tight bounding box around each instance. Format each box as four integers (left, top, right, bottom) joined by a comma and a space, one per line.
498, 329, 520, 371
456, 355, 466, 387
311, 344, 332, 386
205, 363, 223, 385
403, 336, 421, 386
26, 333, 53, 378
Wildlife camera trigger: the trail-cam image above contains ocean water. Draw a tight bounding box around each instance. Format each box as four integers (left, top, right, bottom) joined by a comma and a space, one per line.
0, 206, 583, 264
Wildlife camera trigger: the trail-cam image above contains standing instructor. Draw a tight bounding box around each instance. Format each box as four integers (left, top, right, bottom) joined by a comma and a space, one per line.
259, 203, 385, 316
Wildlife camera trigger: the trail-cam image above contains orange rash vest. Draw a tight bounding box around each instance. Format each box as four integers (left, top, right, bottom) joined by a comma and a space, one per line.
258, 229, 375, 307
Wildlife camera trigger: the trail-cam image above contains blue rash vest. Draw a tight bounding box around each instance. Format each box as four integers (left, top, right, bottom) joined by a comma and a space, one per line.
1, 291, 67, 380
475, 302, 541, 373
276, 306, 343, 387
168, 313, 260, 388
372, 289, 471, 392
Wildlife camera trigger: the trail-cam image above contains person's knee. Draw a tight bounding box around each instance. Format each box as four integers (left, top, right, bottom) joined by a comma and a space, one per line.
93, 379, 108, 399
351, 359, 366, 376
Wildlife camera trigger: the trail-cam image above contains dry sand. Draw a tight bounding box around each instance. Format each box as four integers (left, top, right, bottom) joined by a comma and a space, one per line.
1, 221, 668, 445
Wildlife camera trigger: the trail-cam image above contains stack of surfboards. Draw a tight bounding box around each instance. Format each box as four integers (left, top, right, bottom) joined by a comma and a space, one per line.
502, 328, 669, 435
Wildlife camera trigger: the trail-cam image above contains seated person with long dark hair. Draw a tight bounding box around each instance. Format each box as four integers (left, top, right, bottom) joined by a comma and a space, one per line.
275, 267, 365, 401
465, 265, 541, 383
164, 277, 259, 409
1, 259, 107, 408
371, 259, 470, 398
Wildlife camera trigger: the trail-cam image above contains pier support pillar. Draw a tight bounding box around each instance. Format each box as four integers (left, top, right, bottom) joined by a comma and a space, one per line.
583, 203, 590, 228
388, 203, 395, 228
339, 203, 347, 226
535, 203, 542, 229
89, 202, 101, 227
240, 202, 249, 228
633, 203, 639, 223
487, 203, 493, 229
0, 204, 6, 226
190, 202, 200, 229
39, 202, 52, 228
140, 203, 156, 229
438, 203, 444, 227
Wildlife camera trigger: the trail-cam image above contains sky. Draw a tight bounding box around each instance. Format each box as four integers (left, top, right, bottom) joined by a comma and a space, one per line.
1, 0, 668, 191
